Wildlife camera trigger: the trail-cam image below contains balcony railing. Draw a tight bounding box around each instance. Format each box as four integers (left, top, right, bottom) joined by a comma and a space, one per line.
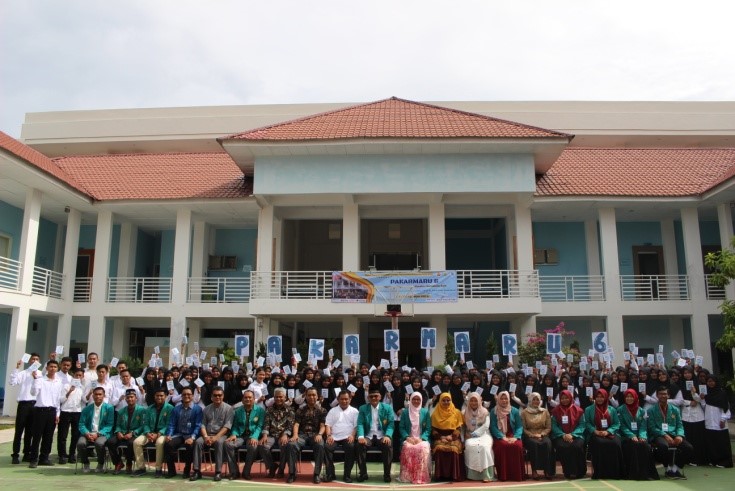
74, 277, 92, 302
32, 266, 63, 298
705, 274, 726, 300
250, 270, 539, 300
620, 275, 689, 301
188, 277, 251, 303
0, 256, 22, 291
457, 270, 538, 298
251, 271, 334, 300
539, 275, 605, 302
107, 277, 172, 303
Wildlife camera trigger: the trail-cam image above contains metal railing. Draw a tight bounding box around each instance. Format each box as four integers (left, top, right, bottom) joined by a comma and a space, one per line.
32, 266, 63, 298
705, 274, 726, 300
250, 270, 539, 300
107, 277, 172, 303
74, 277, 92, 302
187, 277, 251, 303
539, 275, 605, 302
250, 271, 334, 300
620, 275, 689, 301
0, 256, 22, 291
457, 270, 538, 298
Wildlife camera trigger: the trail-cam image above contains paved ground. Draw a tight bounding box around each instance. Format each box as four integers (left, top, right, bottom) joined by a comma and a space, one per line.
1, 419, 733, 490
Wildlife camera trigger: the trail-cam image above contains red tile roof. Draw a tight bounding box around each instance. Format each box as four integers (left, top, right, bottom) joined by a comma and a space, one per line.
54, 152, 251, 201
224, 97, 570, 141
0, 131, 91, 196
536, 148, 735, 197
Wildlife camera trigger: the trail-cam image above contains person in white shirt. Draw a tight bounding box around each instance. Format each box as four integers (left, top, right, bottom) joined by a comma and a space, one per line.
324, 390, 359, 483
82, 352, 100, 386
84, 364, 113, 404
58, 367, 86, 464
110, 369, 143, 410
57, 357, 74, 386
9, 352, 40, 464
28, 359, 65, 467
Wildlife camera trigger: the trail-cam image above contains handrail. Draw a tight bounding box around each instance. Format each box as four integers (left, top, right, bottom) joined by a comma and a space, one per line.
107, 277, 172, 303
32, 266, 64, 299
0, 256, 22, 291
539, 275, 605, 302
187, 277, 251, 303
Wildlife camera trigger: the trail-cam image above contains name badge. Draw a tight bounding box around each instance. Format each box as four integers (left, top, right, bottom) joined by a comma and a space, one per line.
562, 415, 569, 424
601, 419, 608, 429
631, 422, 638, 431
661, 423, 669, 432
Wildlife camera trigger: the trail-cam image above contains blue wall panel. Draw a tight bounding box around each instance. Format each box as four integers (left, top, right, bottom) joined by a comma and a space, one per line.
616, 222, 662, 275
533, 222, 588, 276
0, 200, 24, 260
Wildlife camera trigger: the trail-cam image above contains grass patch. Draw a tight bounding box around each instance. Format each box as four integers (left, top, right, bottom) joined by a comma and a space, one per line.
0, 424, 14, 430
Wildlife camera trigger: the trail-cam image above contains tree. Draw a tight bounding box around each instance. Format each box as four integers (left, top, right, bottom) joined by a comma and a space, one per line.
704, 237, 735, 353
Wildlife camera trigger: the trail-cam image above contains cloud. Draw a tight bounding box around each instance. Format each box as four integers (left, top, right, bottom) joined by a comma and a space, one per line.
1, 0, 734, 137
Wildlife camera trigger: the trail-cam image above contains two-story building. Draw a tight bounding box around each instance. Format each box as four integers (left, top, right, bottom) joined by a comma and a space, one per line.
1, 98, 734, 414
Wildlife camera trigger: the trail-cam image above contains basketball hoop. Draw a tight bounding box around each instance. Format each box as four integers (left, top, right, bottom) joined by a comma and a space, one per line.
373, 286, 415, 318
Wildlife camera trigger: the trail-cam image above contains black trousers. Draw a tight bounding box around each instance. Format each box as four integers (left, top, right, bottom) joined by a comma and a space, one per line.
652, 437, 694, 468
286, 435, 325, 475
29, 407, 57, 463
324, 439, 356, 479
356, 436, 392, 478
107, 435, 135, 465
57, 411, 81, 458
12, 400, 35, 459
165, 436, 194, 476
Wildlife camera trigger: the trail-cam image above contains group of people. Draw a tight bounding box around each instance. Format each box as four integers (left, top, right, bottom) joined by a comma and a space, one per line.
8, 347, 734, 483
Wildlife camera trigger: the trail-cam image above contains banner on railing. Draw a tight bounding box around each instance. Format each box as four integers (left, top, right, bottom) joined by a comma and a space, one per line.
331, 271, 458, 303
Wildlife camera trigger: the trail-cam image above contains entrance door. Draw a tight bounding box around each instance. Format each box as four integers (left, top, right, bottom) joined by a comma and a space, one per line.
75, 249, 94, 300
633, 246, 664, 299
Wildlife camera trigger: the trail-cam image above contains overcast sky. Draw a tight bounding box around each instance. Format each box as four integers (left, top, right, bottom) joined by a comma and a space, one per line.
2, 0, 734, 137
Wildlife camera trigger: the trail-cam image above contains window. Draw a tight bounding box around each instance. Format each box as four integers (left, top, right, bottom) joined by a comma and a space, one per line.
0, 234, 11, 258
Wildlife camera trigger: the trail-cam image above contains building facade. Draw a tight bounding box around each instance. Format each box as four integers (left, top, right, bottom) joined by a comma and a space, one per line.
1, 98, 734, 414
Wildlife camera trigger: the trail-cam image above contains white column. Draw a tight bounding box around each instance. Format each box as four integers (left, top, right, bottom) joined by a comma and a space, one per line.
111, 319, 127, 359
256, 206, 275, 271
117, 222, 137, 277
681, 207, 711, 364
717, 203, 735, 300
171, 209, 192, 305
342, 204, 360, 271
598, 208, 624, 357
18, 189, 42, 294
187, 319, 202, 359
3, 306, 31, 416
514, 203, 534, 272
60, 208, 81, 302
191, 221, 209, 278
169, 316, 187, 366
669, 317, 686, 351
53, 223, 64, 272
512, 315, 537, 338
342, 316, 360, 358
431, 316, 447, 367
88, 210, 113, 355
428, 203, 446, 270
584, 220, 601, 276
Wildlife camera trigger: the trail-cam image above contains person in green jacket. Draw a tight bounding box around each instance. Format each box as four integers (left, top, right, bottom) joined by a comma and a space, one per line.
224, 389, 265, 480
397, 392, 431, 483
583, 388, 623, 479
76, 386, 115, 473
616, 389, 658, 480
107, 389, 148, 474
550, 389, 586, 479
646, 386, 694, 479
132, 388, 174, 477
356, 388, 395, 482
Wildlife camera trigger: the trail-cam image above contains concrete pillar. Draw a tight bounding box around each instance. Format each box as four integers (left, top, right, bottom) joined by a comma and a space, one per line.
56, 314, 73, 356
256, 206, 275, 271
342, 204, 360, 271
3, 306, 31, 416
186, 319, 201, 360
430, 316, 447, 367
88, 210, 113, 356
512, 315, 537, 338
661, 219, 681, 296
606, 314, 625, 363
342, 316, 360, 361
171, 209, 192, 305
117, 222, 137, 277
428, 203, 446, 270
18, 189, 42, 294
110, 319, 127, 359
681, 207, 711, 365
514, 203, 534, 272
60, 208, 81, 302
191, 221, 208, 278
717, 203, 735, 300
598, 208, 624, 357
669, 317, 686, 351
584, 220, 601, 276
169, 316, 187, 366
53, 222, 64, 273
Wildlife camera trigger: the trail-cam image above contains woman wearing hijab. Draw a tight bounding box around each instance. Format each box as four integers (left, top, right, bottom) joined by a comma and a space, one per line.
679, 366, 708, 465
617, 389, 658, 480
521, 392, 554, 479
463, 392, 494, 482
550, 389, 587, 479
489, 391, 525, 481
398, 392, 432, 483
584, 388, 623, 479
430, 392, 465, 482
702, 375, 733, 468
